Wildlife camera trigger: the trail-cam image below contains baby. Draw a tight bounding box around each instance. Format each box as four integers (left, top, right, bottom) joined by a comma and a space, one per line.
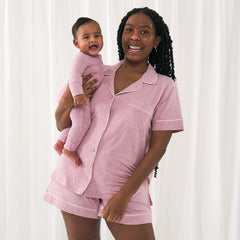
54, 17, 104, 166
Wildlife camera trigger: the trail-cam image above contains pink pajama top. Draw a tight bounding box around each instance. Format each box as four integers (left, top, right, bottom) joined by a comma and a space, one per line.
51, 61, 184, 204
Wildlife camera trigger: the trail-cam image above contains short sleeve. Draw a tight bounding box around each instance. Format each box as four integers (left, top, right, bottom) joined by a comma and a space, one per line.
152, 82, 184, 132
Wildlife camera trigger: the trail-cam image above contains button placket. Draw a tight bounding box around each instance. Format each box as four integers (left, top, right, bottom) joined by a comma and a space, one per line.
86, 95, 115, 190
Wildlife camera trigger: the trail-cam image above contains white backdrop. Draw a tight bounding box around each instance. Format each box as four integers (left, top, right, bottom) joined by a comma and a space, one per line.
1, 0, 240, 239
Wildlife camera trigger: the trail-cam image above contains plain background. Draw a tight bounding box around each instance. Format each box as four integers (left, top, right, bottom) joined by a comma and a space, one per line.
1, 0, 239, 239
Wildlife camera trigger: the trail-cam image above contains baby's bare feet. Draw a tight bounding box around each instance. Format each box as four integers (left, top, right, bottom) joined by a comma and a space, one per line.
54, 141, 64, 155
62, 149, 82, 166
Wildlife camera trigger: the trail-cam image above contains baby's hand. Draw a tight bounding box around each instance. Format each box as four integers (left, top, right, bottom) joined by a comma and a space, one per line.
74, 94, 88, 107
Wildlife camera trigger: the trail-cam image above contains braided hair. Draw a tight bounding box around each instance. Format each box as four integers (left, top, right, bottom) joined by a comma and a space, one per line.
117, 7, 176, 80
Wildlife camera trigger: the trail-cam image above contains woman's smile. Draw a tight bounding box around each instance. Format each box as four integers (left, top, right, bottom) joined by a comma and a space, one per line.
127, 44, 143, 54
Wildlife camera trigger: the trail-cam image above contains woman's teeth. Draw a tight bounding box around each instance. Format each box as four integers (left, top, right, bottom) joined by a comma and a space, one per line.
129, 46, 142, 50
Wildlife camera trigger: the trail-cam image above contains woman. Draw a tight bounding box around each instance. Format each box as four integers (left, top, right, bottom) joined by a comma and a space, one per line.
44, 7, 183, 240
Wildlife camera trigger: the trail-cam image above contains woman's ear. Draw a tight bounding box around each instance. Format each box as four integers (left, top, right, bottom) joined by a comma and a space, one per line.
154, 36, 161, 49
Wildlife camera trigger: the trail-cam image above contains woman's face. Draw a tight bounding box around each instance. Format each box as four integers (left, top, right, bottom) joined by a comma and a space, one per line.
122, 13, 161, 63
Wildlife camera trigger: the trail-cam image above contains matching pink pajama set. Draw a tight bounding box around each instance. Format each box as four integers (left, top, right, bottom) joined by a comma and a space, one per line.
44, 61, 184, 225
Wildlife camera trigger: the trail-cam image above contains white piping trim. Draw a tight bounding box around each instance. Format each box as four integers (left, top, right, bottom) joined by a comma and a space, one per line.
46, 192, 97, 212
123, 213, 151, 217
86, 97, 115, 186
153, 119, 183, 122
46, 192, 151, 218
142, 71, 158, 85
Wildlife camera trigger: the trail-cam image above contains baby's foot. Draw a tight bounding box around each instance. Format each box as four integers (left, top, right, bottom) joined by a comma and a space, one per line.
62, 149, 82, 166
54, 141, 65, 155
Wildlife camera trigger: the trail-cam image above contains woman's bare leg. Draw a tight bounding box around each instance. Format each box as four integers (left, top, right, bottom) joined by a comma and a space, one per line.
106, 221, 155, 240
61, 211, 101, 240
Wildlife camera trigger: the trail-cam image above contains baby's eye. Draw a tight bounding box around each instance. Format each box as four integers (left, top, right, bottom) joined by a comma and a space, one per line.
95, 34, 100, 38
83, 36, 90, 39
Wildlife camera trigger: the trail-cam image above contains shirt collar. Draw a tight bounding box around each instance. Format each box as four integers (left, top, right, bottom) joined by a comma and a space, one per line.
141, 63, 158, 85
103, 61, 158, 95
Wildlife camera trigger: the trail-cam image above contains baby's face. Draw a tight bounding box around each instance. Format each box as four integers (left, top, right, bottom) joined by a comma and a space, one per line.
74, 21, 103, 56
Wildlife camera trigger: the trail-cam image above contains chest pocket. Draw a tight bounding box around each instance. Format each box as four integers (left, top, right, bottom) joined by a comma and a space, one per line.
128, 103, 152, 117
110, 102, 152, 131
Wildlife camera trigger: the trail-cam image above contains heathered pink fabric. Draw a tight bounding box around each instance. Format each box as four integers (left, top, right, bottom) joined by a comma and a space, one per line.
51, 61, 183, 204
57, 52, 104, 151
69, 52, 104, 97
44, 180, 152, 225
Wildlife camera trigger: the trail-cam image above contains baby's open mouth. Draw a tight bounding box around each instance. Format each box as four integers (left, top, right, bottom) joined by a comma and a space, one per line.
90, 45, 98, 50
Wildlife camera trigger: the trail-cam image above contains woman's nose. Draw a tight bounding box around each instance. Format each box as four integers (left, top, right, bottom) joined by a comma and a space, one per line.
130, 30, 140, 40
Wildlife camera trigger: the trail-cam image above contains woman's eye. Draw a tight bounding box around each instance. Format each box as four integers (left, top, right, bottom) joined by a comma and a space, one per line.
84, 36, 89, 39
140, 30, 148, 34
124, 28, 132, 32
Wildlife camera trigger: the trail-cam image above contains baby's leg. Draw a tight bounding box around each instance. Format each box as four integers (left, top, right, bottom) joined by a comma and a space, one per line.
54, 128, 69, 155
63, 103, 91, 166
62, 149, 82, 166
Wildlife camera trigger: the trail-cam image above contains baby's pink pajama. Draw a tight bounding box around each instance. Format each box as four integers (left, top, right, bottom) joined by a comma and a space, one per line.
57, 52, 104, 151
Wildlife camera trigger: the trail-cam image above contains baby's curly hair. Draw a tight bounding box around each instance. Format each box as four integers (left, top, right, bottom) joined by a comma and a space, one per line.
117, 7, 176, 80
72, 17, 99, 39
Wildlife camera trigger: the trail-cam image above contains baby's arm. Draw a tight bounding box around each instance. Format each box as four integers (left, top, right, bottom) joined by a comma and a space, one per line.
69, 53, 88, 99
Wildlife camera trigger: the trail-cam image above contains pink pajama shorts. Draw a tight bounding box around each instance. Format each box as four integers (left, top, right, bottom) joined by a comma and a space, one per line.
44, 180, 152, 225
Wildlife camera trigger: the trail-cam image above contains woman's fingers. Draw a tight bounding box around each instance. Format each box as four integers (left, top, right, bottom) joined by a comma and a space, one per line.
82, 73, 93, 85
82, 74, 98, 98
102, 206, 122, 223
84, 78, 98, 89
106, 213, 120, 223
82, 73, 98, 89
84, 86, 97, 99
85, 86, 97, 95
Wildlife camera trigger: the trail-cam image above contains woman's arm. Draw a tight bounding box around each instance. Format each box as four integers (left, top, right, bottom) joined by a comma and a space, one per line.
55, 74, 98, 131
55, 85, 73, 131
102, 130, 173, 222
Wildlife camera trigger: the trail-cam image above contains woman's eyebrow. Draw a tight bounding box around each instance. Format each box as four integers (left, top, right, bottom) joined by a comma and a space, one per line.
140, 25, 151, 29
125, 23, 151, 29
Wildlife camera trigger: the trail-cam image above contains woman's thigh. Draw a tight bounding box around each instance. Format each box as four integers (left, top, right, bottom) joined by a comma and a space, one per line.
62, 211, 101, 240
106, 221, 155, 240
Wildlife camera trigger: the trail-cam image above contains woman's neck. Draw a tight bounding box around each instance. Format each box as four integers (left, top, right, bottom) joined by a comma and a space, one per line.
121, 59, 148, 75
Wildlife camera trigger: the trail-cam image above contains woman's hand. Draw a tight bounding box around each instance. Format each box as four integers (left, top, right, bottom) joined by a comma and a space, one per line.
102, 191, 131, 223
82, 74, 98, 99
